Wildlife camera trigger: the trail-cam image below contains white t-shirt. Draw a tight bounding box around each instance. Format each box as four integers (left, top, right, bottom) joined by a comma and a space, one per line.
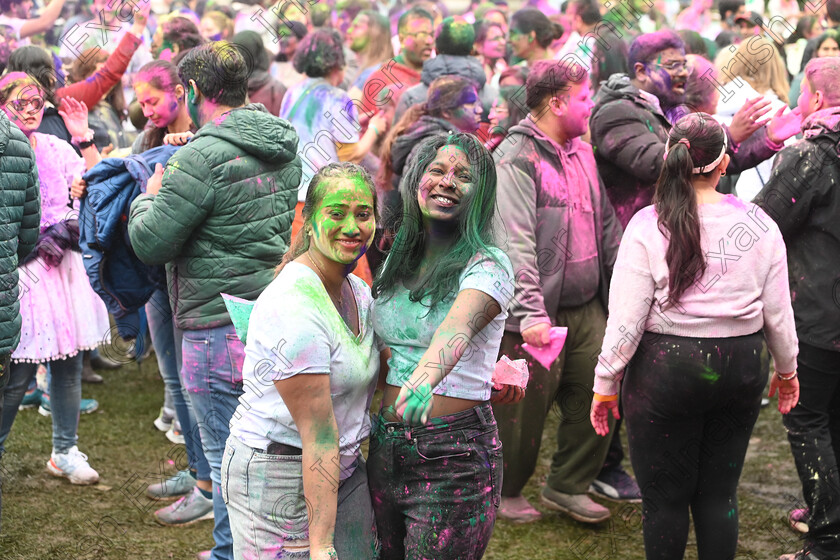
0, 15, 29, 44
371, 248, 514, 401
229, 262, 381, 480
278, 78, 361, 202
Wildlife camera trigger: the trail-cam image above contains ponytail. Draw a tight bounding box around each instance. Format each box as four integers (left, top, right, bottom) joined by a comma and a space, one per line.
654, 139, 705, 308
653, 112, 727, 308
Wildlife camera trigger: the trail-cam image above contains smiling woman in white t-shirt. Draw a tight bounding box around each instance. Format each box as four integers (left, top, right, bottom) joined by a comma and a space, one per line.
224, 162, 385, 560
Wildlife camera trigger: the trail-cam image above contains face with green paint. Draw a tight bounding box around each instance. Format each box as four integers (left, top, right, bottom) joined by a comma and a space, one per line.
308, 177, 376, 265
347, 14, 370, 52
186, 80, 201, 127
417, 145, 473, 224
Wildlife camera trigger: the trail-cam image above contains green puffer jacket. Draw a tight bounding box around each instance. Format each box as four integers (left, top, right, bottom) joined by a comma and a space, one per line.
0, 112, 41, 355
128, 104, 302, 330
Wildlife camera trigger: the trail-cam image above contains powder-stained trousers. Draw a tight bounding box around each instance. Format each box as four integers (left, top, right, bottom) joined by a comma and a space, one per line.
492, 297, 615, 496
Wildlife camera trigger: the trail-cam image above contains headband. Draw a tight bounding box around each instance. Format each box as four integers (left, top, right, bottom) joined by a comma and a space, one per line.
0, 71, 37, 92
664, 132, 728, 174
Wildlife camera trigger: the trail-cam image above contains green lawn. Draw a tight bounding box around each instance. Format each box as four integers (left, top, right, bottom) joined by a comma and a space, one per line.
0, 357, 806, 559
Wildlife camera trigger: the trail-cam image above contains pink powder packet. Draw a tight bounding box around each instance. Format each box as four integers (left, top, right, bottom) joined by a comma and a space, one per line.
521, 327, 568, 370
492, 355, 530, 389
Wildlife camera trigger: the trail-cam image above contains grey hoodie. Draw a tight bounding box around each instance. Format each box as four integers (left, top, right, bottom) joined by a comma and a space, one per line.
494, 118, 623, 332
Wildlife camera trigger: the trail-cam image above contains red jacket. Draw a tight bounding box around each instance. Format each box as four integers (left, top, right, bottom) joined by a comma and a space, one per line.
358, 58, 421, 120
56, 32, 141, 109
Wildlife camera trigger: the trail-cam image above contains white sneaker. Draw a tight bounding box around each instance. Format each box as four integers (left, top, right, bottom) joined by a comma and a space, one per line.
46, 446, 100, 485
166, 420, 185, 445
154, 407, 175, 432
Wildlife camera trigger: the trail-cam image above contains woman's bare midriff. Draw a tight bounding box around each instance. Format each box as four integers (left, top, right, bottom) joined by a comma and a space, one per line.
381, 385, 483, 422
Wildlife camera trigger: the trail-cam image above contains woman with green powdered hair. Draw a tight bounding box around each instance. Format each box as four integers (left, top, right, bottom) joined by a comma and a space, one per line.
368, 132, 520, 559
223, 162, 384, 560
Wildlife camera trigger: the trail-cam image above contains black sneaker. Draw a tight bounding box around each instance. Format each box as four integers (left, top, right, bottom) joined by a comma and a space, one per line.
589, 467, 642, 503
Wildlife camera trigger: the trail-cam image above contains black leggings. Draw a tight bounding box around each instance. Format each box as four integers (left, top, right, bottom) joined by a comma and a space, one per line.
623, 331, 766, 560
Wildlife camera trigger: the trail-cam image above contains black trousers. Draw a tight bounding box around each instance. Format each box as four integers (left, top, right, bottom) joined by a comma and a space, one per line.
623, 331, 766, 560
783, 342, 840, 557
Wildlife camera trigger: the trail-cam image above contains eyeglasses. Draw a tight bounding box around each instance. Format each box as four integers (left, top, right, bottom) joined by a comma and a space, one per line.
648, 60, 688, 72
8, 97, 44, 112
405, 31, 433, 41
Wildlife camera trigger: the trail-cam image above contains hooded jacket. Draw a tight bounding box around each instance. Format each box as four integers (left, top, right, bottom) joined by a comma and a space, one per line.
754, 106, 840, 352
0, 112, 41, 355
392, 54, 493, 125
128, 104, 302, 330
494, 118, 623, 332
591, 74, 780, 228
248, 71, 286, 116
233, 30, 287, 116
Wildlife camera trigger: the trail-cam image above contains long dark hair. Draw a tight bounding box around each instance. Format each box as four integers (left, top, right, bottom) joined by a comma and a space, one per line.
653, 112, 726, 308
275, 162, 378, 276
510, 8, 563, 49
372, 133, 501, 310
7, 45, 59, 105
134, 60, 194, 151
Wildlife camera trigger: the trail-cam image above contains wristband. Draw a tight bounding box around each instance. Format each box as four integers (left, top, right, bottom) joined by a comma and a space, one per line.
71, 129, 95, 147
370, 124, 380, 136
593, 393, 618, 402
777, 370, 798, 381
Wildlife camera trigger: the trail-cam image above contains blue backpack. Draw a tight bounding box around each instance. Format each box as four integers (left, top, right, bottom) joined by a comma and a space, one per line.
79, 145, 179, 340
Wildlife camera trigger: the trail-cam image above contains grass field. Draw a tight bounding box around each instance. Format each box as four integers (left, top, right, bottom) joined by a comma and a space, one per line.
0, 355, 807, 560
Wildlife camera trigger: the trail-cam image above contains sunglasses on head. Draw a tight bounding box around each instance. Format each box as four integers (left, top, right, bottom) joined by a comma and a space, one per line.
9, 97, 44, 112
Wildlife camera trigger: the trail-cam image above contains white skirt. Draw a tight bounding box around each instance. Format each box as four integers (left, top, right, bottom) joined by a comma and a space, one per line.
12, 251, 111, 363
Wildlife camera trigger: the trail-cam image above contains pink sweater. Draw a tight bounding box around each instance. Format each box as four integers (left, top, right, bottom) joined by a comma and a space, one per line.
593, 195, 798, 396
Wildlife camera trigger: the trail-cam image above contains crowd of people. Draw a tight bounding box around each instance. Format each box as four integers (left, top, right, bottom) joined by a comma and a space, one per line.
0, 0, 837, 558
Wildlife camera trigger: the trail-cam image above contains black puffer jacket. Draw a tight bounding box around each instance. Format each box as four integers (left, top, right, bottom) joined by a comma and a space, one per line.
591, 74, 779, 228
754, 107, 840, 352
0, 112, 41, 355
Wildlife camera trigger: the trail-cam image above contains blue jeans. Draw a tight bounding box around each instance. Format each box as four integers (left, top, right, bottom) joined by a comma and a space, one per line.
146, 289, 210, 482
180, 324, 244, 560
0, 353, 84, 455
223, 435, 378, 559
367, 402, 502, 560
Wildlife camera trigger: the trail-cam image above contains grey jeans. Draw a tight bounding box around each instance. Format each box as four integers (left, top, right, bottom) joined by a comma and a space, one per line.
222, 435, 378, 560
